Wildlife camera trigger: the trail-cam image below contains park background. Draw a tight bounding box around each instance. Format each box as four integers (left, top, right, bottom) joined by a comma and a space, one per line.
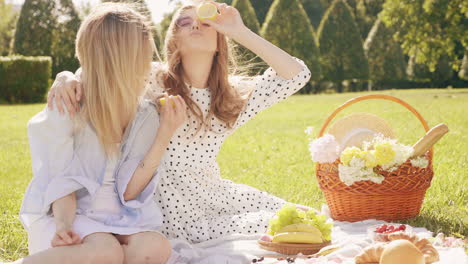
0, 0, 467, 261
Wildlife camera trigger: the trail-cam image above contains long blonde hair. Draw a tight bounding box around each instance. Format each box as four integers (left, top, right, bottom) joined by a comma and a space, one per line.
160, 5, 251, 132
76, 3, 156, 155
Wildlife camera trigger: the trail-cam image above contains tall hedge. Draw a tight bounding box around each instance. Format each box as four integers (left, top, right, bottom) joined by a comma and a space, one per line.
232, 0, 262, 74
261, 0, 322, 88
250, 0, 274, 25
317, 0, 369, 92
0, 56, 51, 103
13, 0, 81, 76
363, 19, 406, 86
301, 0, 326, 29
233, 0, 260, 33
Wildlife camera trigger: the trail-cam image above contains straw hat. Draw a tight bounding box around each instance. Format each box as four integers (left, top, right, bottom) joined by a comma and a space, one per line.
328, 113, 395, 151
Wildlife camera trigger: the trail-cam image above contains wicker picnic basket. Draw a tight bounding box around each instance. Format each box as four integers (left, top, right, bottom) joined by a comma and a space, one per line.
315, 94, 434, 222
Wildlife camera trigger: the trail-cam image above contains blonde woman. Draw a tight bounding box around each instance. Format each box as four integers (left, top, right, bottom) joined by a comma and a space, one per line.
48, 1, 312, 243
12, 3, 187, 264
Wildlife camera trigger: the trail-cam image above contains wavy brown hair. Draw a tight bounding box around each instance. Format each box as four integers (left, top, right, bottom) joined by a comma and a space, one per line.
159, 5, 252, 132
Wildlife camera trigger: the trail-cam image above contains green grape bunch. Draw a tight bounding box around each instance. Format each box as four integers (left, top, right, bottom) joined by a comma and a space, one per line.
267, 204, 333, 241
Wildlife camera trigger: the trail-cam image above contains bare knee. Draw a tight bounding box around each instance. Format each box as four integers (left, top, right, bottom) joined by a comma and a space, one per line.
123, 232, 171, 264
83, 233, 124, 264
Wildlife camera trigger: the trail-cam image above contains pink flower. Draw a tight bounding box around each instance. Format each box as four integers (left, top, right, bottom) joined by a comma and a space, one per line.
309, 134, 340, 163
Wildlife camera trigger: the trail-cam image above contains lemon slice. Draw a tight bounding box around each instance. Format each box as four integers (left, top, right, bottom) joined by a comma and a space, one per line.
159, 96, 176, 107
197, 2, 218, 21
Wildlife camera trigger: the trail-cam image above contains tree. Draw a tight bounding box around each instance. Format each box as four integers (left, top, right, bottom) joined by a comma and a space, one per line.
380, 0, 468, 71
363, 18, 406, 88
232, 0, 260, 33
76, 1, 94, 18
407, 55, 453, 87
354, 0, 384, 39
0, 0, 18, 56
13, 0, 57, 58
300, 0, 327, 29
232, 0, 262, 74
51, 0, 81, 76
459, 49, 468, 81
317, 0, 369, 92
12, 0, 82, 76
261, 0, 322, 90
250, 0, 274, 25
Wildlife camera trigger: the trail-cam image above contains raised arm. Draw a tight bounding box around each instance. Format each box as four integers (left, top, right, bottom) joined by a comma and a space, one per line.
122, 95, 187, 202
204, 2, 304, 79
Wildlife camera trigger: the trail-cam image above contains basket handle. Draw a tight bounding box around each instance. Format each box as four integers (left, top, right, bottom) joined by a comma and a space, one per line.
318, 94, 432, 155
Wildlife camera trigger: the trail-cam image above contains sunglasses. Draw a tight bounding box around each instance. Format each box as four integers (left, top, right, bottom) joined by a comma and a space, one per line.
175, 16, 210, 28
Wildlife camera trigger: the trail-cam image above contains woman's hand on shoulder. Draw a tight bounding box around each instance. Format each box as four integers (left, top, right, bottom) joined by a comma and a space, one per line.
47, 71, 82, 118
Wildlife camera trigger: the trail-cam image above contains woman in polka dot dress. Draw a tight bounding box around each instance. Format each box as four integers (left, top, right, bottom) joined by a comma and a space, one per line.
48, 2, 311, 243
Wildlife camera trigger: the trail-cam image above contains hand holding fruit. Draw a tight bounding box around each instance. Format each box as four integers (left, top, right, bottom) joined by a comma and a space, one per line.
158, 95, 187, 135
200, 1, 247, 41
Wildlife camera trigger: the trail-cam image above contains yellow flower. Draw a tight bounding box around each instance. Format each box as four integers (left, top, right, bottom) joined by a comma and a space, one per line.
374, 142, 396, 165
360, 150, 378, 168
340, 147, 363, 165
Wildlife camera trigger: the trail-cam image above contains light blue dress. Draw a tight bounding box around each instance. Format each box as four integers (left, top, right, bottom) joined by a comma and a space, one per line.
20, 100, 164, 254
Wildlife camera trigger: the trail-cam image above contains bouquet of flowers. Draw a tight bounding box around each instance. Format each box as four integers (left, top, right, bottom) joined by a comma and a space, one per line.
305, 127, 429, 186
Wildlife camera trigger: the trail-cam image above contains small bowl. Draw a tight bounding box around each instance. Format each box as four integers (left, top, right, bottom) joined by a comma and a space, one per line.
367, 223, 412, 242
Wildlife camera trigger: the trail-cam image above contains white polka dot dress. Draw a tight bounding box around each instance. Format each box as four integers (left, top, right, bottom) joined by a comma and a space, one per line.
147, 59, 311, 243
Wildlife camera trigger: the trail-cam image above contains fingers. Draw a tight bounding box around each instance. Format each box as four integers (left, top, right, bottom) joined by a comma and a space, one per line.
61, 88, 76, 118
47, 87, 55, 110
161, 94, 171, 117
51, 233, 68, 247
70, 231, 82, 244
55, 89, 64, 115
76, 82, 83, 102
65, 82, 79, 115
57, 230, 73, 244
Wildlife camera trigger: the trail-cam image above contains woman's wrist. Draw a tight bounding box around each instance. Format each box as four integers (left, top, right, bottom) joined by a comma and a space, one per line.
55, 218, 73, 230
230, 26, 254, 45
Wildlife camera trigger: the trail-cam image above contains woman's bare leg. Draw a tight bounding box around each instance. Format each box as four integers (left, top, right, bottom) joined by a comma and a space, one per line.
9, 233, 124, 264
115, 232, 171, 264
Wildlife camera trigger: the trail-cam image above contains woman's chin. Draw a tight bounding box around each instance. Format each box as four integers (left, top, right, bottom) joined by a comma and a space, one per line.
182, 46, 217, 56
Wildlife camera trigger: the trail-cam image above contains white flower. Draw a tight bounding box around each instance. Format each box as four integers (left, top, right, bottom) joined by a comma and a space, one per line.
338, 157, 384, 186
363, 135, 414, 171
304, 126, 314, 136
309, 134, 340, 163
410, 156, 429, 168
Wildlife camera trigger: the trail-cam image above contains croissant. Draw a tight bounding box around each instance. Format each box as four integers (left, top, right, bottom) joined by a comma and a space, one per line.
388, 233, 440, 263
355, 233, 440, 264
387, 232, 419, 243
355, 243, 385, 264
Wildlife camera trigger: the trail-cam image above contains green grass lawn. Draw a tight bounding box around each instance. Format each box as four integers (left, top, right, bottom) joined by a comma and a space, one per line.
1, 89, 467, 261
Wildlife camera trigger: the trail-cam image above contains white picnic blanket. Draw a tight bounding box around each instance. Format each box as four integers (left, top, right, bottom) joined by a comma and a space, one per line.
166, 205, 468, 264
